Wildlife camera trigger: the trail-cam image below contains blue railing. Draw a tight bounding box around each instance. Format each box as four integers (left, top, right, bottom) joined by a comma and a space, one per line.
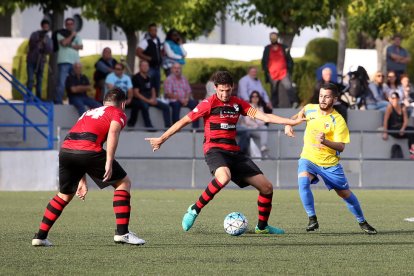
0, 65, 54, 150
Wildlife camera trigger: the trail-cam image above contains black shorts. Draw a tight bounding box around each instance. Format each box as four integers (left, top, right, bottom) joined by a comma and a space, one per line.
205, 148, 263, 188
59, 149, 127, 194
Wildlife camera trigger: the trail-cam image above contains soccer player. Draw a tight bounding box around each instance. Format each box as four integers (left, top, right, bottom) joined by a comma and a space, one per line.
284, 83, 377, 234
32, 88, 146, 246
146, 71, 305, 234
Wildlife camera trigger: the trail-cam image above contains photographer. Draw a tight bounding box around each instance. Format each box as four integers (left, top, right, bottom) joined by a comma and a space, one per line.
26, 19, 53, 99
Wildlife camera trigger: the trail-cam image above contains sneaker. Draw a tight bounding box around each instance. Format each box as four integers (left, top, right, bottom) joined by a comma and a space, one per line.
182, 204, 198, 231
114, 231, 146, 245
32, 234, 52, 247
306, 216, 319, 232
359, 221, 377, 235
255, 225, 285, 234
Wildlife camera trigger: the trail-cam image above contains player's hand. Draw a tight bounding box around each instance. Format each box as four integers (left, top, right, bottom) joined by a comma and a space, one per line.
316, 132, 326, 143
76, 179, 88, 201
399, 128, 405, 136
284, 125, 295, 137
290, 109, 306, 126
103, 161, 113, 182
382, 132, 388, 140
145, 137, 163, 152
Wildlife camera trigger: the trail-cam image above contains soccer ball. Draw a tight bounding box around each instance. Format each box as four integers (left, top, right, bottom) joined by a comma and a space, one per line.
223, 212, 248, 236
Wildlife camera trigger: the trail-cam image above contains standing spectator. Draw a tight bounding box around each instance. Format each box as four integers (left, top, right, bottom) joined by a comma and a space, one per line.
238, 66, 272, 111
382, 92, 414, 159
65, 63, 102, 116
386, 34, 410, 80
240, 91, 270, 158
384, 70, 399, 97
365, 71, 389, 113
94, 47, 118, 101
262, 32, 298, 108
105, 63, 133, 105
55, 18, 83, 104
136, 23, 162, 97
128, 60, 171, 129
26, 19, 53, 99
162, 29, 187, 76
164, 63, 199, 128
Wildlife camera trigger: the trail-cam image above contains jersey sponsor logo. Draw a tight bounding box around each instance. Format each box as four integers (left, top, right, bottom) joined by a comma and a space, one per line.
233, 104, 239, 112
220, 123, 236, 130
324, 122, 330, 129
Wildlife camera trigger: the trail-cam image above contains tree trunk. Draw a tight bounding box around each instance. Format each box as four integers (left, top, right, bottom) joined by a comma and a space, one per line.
0, 9, 12, 36
337, 11, 347, 76
124, 30, 138, 75
47, 10, 64, 101
279, 33, 295, 48
375, 37, 388, 74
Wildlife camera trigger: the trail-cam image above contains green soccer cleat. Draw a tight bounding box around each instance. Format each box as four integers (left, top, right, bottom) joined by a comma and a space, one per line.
182, 205, 199, 231
255, 225, 285, 234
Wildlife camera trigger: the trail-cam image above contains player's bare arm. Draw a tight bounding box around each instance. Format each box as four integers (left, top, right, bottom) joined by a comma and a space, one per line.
253, 107, 305, 127
285, 107, 306, 137
145, 115, 192, 151
316, 132, 345, 152
104, 121, 122, 181
76, 175, 88, 201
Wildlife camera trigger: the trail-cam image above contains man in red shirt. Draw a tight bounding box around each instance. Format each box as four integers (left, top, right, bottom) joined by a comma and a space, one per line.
146, 71, 304, 234
32, 88, 145, 246
262, 32, 299, 108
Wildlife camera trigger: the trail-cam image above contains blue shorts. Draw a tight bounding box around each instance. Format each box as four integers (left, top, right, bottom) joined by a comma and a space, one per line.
298, 158, 349, 190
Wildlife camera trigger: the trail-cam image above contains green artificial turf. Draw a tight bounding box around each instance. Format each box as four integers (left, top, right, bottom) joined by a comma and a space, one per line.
0, 190, 413, 275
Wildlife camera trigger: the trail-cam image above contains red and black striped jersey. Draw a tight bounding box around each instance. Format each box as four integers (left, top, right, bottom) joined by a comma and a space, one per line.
62, 106, 126, 152
187, 94, 256, 154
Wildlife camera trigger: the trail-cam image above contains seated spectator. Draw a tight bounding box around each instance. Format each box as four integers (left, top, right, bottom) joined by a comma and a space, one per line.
105, 63, 133, 105
384, 70, 399, 97
94, 47, 117, 101
128, 60, 171, 129
205, 80, 216, 98
162, 29, 187, 76
65, 63, 102, 115
240, 91, 269, 158
397, 74, 414, 117
382, 92, 414, 159
366, 71, 389, 112
164, 63, 199, 128
238, 66, 272, 112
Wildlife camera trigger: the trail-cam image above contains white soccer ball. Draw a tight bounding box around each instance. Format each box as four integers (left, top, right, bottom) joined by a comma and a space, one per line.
223, 212, 248, 236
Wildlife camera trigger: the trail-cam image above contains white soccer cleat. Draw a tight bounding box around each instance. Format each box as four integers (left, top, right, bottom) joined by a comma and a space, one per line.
32, 238, 53, 247
114, 231, 146, 245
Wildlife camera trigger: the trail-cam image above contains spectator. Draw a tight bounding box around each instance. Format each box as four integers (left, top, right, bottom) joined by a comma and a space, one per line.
240, 91, 270, 158
386, 34, 410, 80
128, 60, 171, 129
65, 63, 102, 115
238, 66, 272, 112
262, 32, 298, 108
105, 63, 133, 105
136, 23, 162, 97
397, 74, 414, 117
384, 71, 399, 97
55, 18, 83, 104
366, 71, 389, 113
26, 19, 53, 99
382, 92, 414, 159
205, 80, 216, 98
162, 29, 187, 76
94, 47, 118, 101
164, 63, 199, 128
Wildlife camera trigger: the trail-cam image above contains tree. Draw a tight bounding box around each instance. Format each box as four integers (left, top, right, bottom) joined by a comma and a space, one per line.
232, 0, 347, 48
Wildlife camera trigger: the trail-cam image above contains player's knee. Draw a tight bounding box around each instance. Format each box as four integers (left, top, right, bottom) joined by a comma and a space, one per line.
113, 176, 131, 191
216, 175, 231, 185
260, 181, 273, 194
57, 192, 74, 203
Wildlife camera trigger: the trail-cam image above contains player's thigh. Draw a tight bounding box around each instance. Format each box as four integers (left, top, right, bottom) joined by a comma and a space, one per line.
214, 166, 231, 185
86, 151, 127, 189
230, 154, 263, 188
298, 158, 320, 184
59, 151, 87, 194
319, 164, 349, 190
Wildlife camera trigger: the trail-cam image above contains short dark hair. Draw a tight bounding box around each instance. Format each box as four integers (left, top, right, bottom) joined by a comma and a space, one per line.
321, 83, 338, 97
212, 71, 233, 86
390, 92, 400, 99
104, 88, 126, 106
65, 18, 75, 24
40, 19, 50, 26
114, 63, 125, 70
148, 23, 157, 29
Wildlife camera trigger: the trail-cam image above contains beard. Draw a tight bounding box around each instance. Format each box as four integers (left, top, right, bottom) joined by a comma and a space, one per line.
319, 102, 333, 111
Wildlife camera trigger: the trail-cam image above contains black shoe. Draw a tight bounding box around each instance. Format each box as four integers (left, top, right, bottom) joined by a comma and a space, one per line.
306, 215, 319, 232
359, 221, 377, 235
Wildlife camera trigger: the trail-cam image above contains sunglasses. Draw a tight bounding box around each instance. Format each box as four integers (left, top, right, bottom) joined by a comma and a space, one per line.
388, 75, 396, 78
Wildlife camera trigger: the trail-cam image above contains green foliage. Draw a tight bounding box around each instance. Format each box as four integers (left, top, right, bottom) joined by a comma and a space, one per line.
401, 35, 414, 81
305, 38, 338, 64
291, 56, 320, 104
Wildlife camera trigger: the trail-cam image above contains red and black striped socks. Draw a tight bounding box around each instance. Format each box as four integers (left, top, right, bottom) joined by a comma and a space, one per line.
257, 193, 273, 230
193, 178, 224, 213
37, 195, 68, 239
113, 190, 131, 235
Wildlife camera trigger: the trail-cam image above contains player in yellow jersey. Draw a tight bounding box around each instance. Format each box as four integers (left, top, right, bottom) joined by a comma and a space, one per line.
285, 83, 377, 234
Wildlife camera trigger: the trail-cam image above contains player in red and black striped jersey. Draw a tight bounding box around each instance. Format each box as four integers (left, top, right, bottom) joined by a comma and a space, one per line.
32, 88, 146, 246
146, 71, 305, 234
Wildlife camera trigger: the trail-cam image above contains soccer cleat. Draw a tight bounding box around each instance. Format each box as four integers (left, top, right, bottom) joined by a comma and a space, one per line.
306, 215, 319, 232
255, 225, 285, 234
32, 234, 52, 247
114, 231, 146, 245
359, 221, 377, 235
182, 204, 199, 231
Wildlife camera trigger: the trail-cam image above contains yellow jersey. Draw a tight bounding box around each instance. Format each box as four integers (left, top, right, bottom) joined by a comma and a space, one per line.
300, 104, 350, 167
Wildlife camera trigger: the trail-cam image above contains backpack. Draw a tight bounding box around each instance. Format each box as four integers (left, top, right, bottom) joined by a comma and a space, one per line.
391, 144, 404, 159
348, 66, 369, 98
